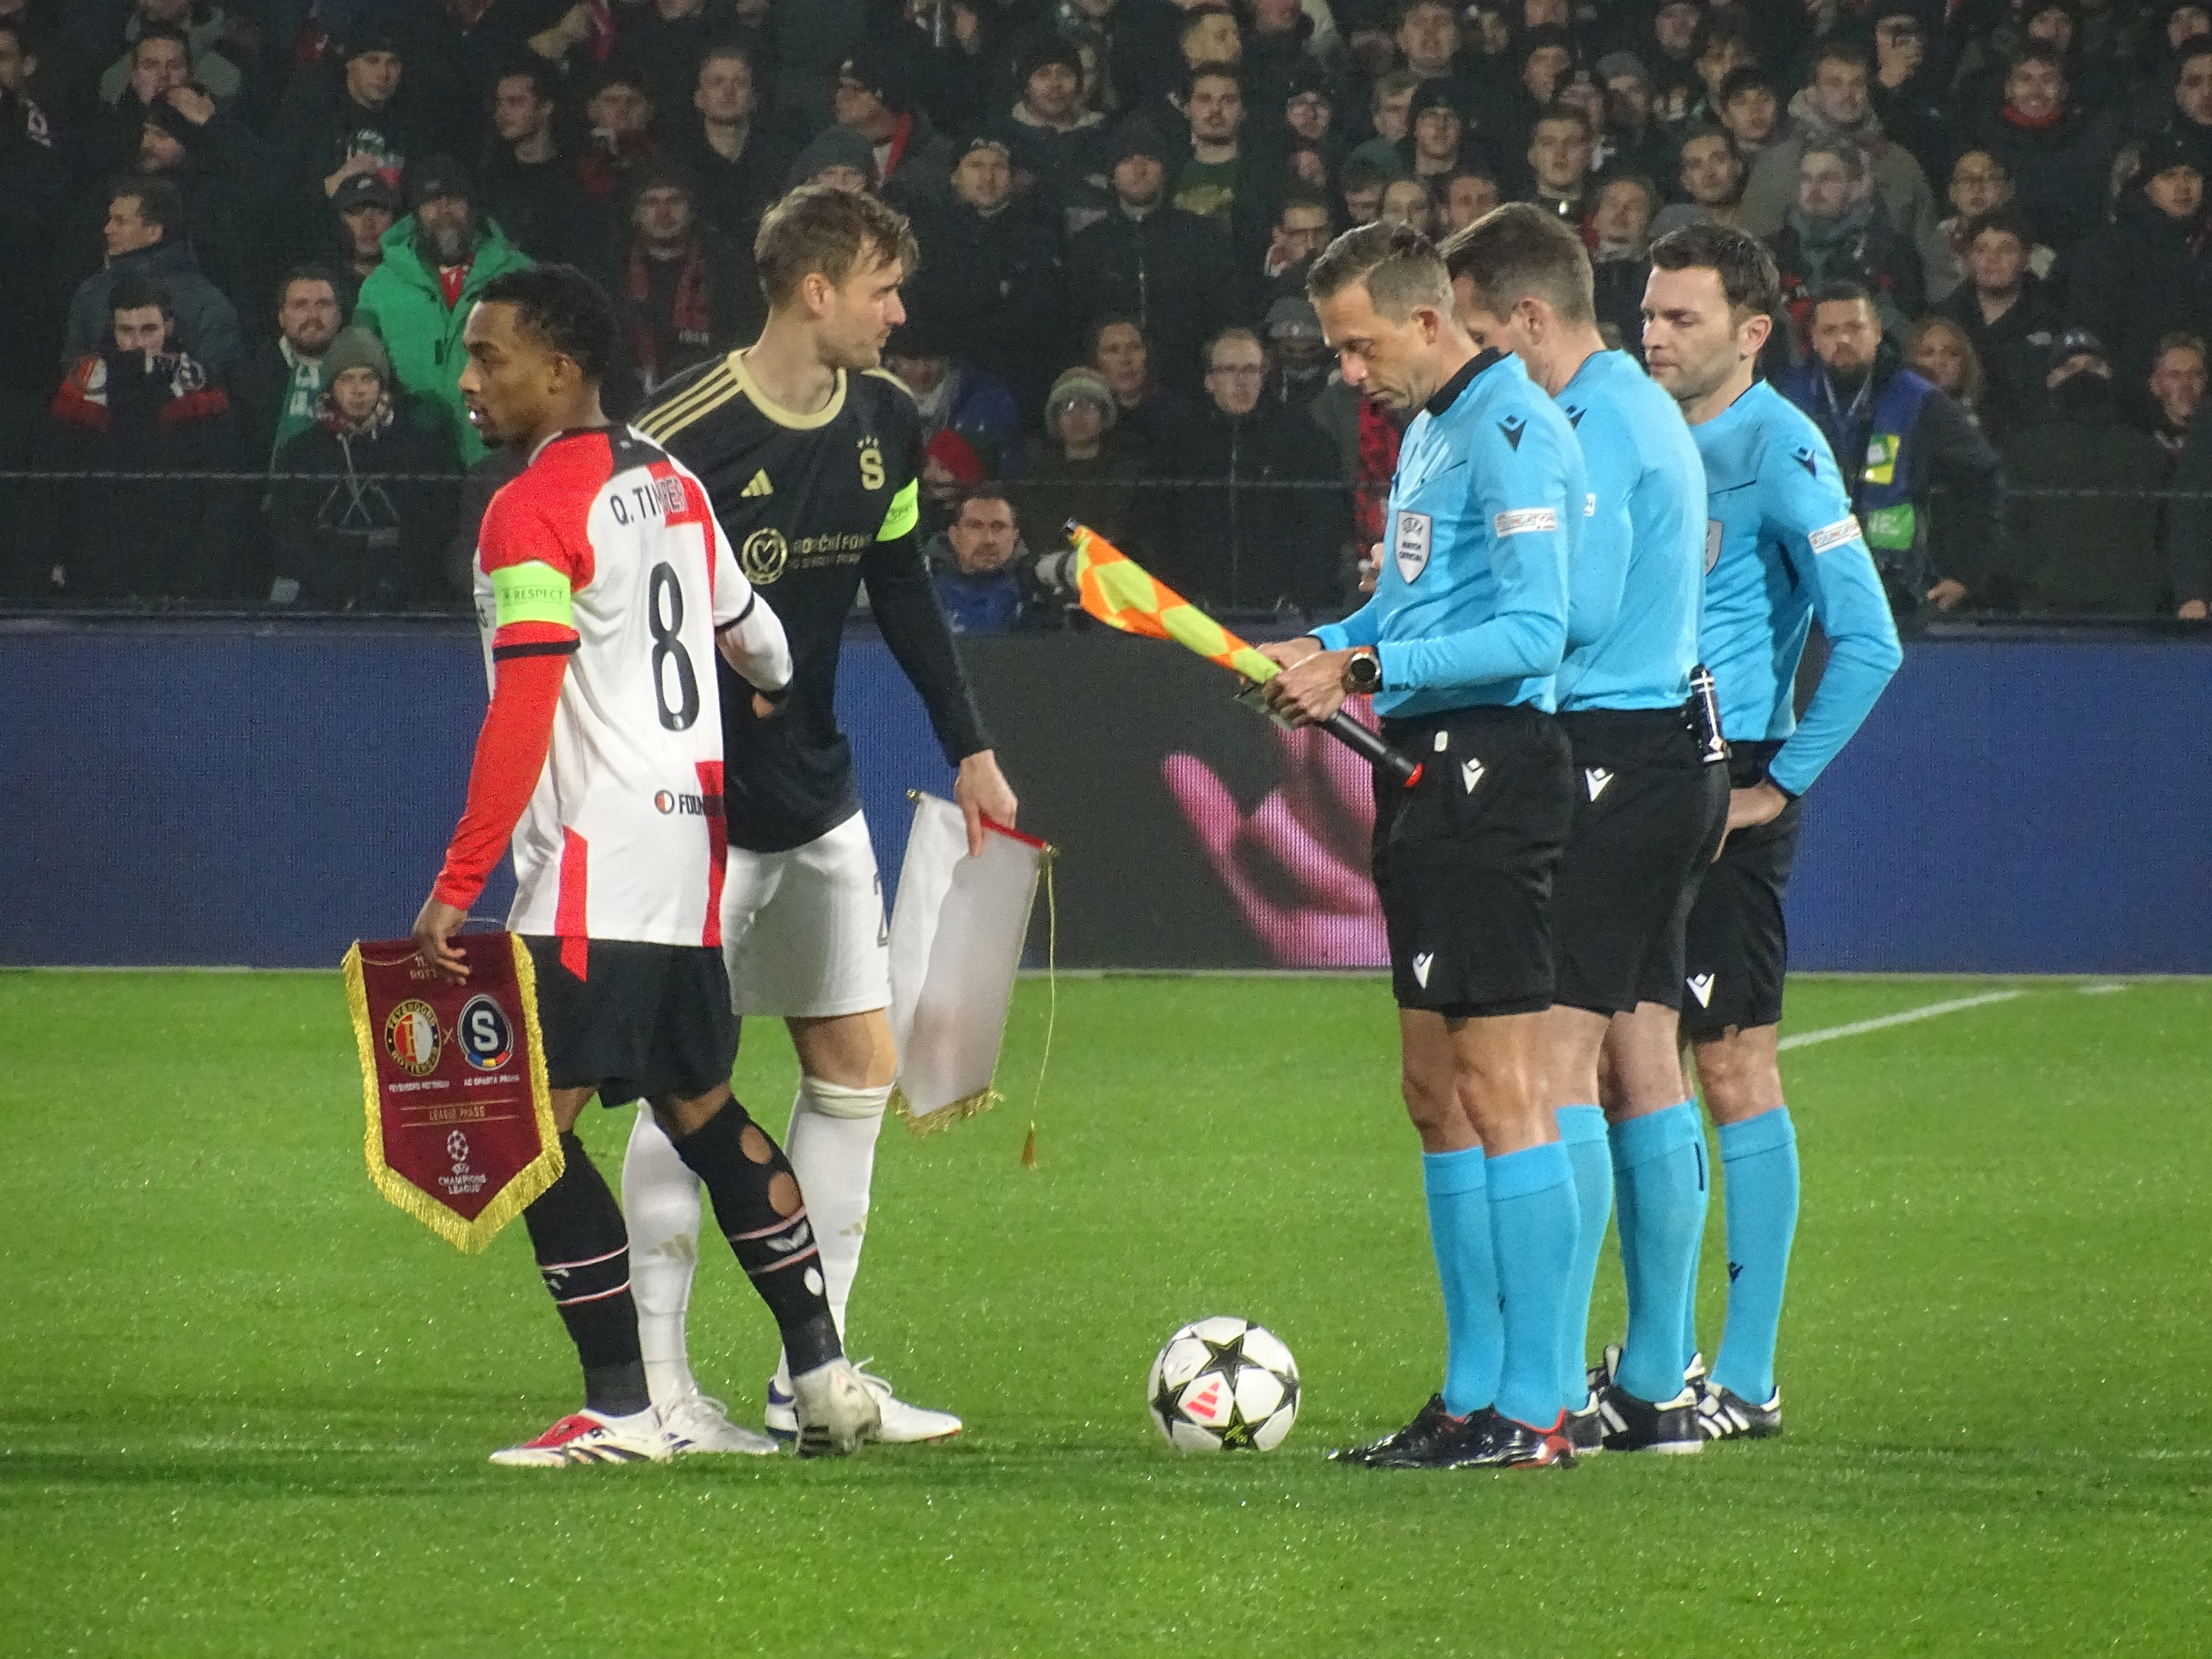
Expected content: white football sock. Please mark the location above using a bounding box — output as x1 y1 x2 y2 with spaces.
773 1077 891 1392
621 1106 704 1409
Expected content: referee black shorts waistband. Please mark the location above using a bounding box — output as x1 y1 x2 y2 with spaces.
1380 701 1556 744
1554 706 1692 740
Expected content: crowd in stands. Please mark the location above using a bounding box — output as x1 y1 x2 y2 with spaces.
2 0 2210 622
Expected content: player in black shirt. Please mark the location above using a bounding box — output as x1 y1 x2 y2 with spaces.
622 184 1019 1448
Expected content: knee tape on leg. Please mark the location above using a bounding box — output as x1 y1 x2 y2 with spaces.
797 1077 893 1121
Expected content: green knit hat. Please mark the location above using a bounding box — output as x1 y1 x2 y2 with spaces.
323 325 391 385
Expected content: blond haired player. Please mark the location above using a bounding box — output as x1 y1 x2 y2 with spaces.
623 184 1018 1446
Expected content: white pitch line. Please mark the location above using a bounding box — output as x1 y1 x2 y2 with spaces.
1777 990 2024 1051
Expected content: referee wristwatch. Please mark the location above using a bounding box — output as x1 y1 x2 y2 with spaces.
1341 648 1382 696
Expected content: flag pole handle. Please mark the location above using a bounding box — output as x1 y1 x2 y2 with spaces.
1321 707 1423 789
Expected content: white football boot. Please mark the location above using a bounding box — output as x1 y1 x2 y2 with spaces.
489 1406 670 1467
767 1359 961 1445
787 1357 885 1456
658 1390 780 1456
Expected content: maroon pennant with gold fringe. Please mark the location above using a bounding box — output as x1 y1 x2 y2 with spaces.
342 932 561 1252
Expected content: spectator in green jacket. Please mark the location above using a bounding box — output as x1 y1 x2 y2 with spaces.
352 155 532 466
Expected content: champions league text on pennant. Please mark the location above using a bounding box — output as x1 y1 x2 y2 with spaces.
342 932 562 1252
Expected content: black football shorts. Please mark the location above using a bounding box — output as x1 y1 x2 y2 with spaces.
1372 702 1572 1019
522 936 737 1107
1679 740 1805 1039
1550 706 1729 1017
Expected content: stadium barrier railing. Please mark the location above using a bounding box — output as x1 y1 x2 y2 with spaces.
3 469 2210 624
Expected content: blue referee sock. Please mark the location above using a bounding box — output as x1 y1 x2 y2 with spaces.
1486 1141 1578 1430
1609 1101 1709 1405
1422 1147 1500 1419
1554 1105 1612 1413
1711 1106 1799 1405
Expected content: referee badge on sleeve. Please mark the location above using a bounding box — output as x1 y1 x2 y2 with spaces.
1394 510 1432 583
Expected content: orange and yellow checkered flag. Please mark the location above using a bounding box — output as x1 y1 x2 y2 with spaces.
1068 524 1422 786
1071 523 1283 684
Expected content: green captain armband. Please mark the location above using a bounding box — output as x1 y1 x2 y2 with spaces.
490 561 573 629
878 478 920 542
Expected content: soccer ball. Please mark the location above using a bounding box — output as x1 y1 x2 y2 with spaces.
1147 1316 1300 1452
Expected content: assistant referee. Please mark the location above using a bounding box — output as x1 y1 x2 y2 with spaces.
1263 222 1583 1472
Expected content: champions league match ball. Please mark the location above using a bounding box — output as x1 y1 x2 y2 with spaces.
1147 1317 1300 1452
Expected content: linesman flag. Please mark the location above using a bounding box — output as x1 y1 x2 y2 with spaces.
1068 524 1421 786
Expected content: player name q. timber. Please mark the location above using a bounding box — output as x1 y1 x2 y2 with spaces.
606 474 690 526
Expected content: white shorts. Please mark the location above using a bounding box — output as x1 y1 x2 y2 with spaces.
721 809 891 1018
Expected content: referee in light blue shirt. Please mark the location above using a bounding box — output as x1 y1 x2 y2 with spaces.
1261 222 1582 1471
1641 222 1903 1444
1442 204 1726 1459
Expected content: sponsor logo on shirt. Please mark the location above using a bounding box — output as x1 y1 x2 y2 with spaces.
652 790 717 817
1493 508 1558 537
741 526 875 585
742 527 789 583
1808 516 1865 555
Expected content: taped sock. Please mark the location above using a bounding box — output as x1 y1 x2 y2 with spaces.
1486 1141 1578 1430
1422 1146 1500 1418
523 1130 648 1417
1609 1101 1709 1404
621 1105 704 1409
671 1100 841 1377
1712 1106 1799 1404
1555 1105 1612 1413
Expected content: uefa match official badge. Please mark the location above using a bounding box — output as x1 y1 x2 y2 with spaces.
383 999 443 1076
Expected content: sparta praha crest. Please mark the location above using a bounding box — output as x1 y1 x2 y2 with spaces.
343 932 562 1252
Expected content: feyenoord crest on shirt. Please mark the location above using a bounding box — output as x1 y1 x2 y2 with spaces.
1394 509 1432 583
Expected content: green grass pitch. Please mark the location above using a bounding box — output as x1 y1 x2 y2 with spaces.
2 971 2207 1657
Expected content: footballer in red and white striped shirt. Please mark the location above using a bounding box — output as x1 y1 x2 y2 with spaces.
408 265 882 1467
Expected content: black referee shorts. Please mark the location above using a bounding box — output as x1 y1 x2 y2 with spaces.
1551 706 1729 1017
522 935 737 1108
1679 740 1805 1040
1372 703 1572 1020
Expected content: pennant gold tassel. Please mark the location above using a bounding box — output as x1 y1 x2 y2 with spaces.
1021 853 1058 1169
